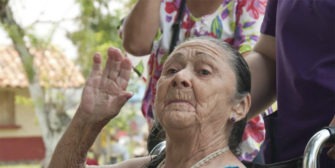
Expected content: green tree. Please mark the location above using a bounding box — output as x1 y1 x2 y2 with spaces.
70 0 131 77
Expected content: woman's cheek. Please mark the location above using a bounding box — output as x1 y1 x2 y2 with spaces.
154 84 167 117
153 99 166 123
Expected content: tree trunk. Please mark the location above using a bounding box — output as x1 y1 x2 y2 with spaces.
1 2 71 166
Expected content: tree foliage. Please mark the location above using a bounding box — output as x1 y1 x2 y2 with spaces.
70 0 133 77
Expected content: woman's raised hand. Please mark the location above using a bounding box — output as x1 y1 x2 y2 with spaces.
77 47 133 125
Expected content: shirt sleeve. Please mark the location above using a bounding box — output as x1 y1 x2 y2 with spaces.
260 0 277 36
232 0 268 54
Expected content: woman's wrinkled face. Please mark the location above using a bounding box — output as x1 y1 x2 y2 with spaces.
154 40 237 129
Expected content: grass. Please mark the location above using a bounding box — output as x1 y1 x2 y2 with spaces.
0 164 40 168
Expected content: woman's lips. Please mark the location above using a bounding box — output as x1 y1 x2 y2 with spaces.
166 100 193 106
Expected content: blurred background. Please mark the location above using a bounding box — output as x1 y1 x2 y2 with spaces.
0 0 150 167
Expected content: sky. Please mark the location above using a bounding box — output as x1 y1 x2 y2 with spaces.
0 0 126 60
0 0 80 59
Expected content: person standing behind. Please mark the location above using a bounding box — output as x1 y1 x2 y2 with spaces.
122 0 268 162
245 0 335 167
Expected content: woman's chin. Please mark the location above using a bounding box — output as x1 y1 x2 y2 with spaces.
162 111 198 129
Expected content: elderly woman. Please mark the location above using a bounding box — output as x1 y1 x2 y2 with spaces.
49 37 251 168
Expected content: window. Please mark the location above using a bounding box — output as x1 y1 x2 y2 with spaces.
0 90 16 127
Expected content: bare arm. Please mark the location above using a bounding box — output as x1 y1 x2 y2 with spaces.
122 0 161 56
87 157 151 168
245 34 277 119
48 48 133 168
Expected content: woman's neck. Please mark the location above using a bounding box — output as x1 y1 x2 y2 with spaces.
163 126 230 168
186 0 223 18
163 144 242 168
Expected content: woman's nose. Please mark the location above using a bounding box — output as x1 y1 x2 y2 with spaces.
171 70 192 88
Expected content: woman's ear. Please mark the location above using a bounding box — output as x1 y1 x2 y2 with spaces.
230 94 251 122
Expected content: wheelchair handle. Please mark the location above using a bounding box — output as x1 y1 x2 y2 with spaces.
149 141 166 155
303 127 335 168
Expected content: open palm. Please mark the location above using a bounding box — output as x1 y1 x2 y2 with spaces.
77 48 133 125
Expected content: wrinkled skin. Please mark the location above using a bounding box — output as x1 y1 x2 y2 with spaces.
77 48 133 126
154 40 247 135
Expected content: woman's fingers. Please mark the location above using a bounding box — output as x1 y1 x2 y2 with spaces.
99 48 120 93
118 58 132 90
108 48 122 80
113 90 133 109
89 53 102 77
101 54 112 79
86 53 102 86
99 47 132 95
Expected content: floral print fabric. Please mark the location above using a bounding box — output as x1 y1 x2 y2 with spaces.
142 0 267 162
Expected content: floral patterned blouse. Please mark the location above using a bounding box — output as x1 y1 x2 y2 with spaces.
141 0 267 162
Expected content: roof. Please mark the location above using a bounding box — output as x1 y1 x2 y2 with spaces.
0 46 85 88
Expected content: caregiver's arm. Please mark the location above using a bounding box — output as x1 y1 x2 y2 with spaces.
245 34 276 119
123 0 161 56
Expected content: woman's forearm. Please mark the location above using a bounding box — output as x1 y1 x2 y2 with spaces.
48 113 104 168
122 0 160 56
49 49 133 168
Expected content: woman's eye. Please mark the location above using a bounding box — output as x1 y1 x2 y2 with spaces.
167 68 178 74
199 69 210 75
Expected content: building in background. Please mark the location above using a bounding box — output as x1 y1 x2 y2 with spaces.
0 46 84 163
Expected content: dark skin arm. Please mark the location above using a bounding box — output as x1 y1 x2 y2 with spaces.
244 34 276 119
122 0 160 56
